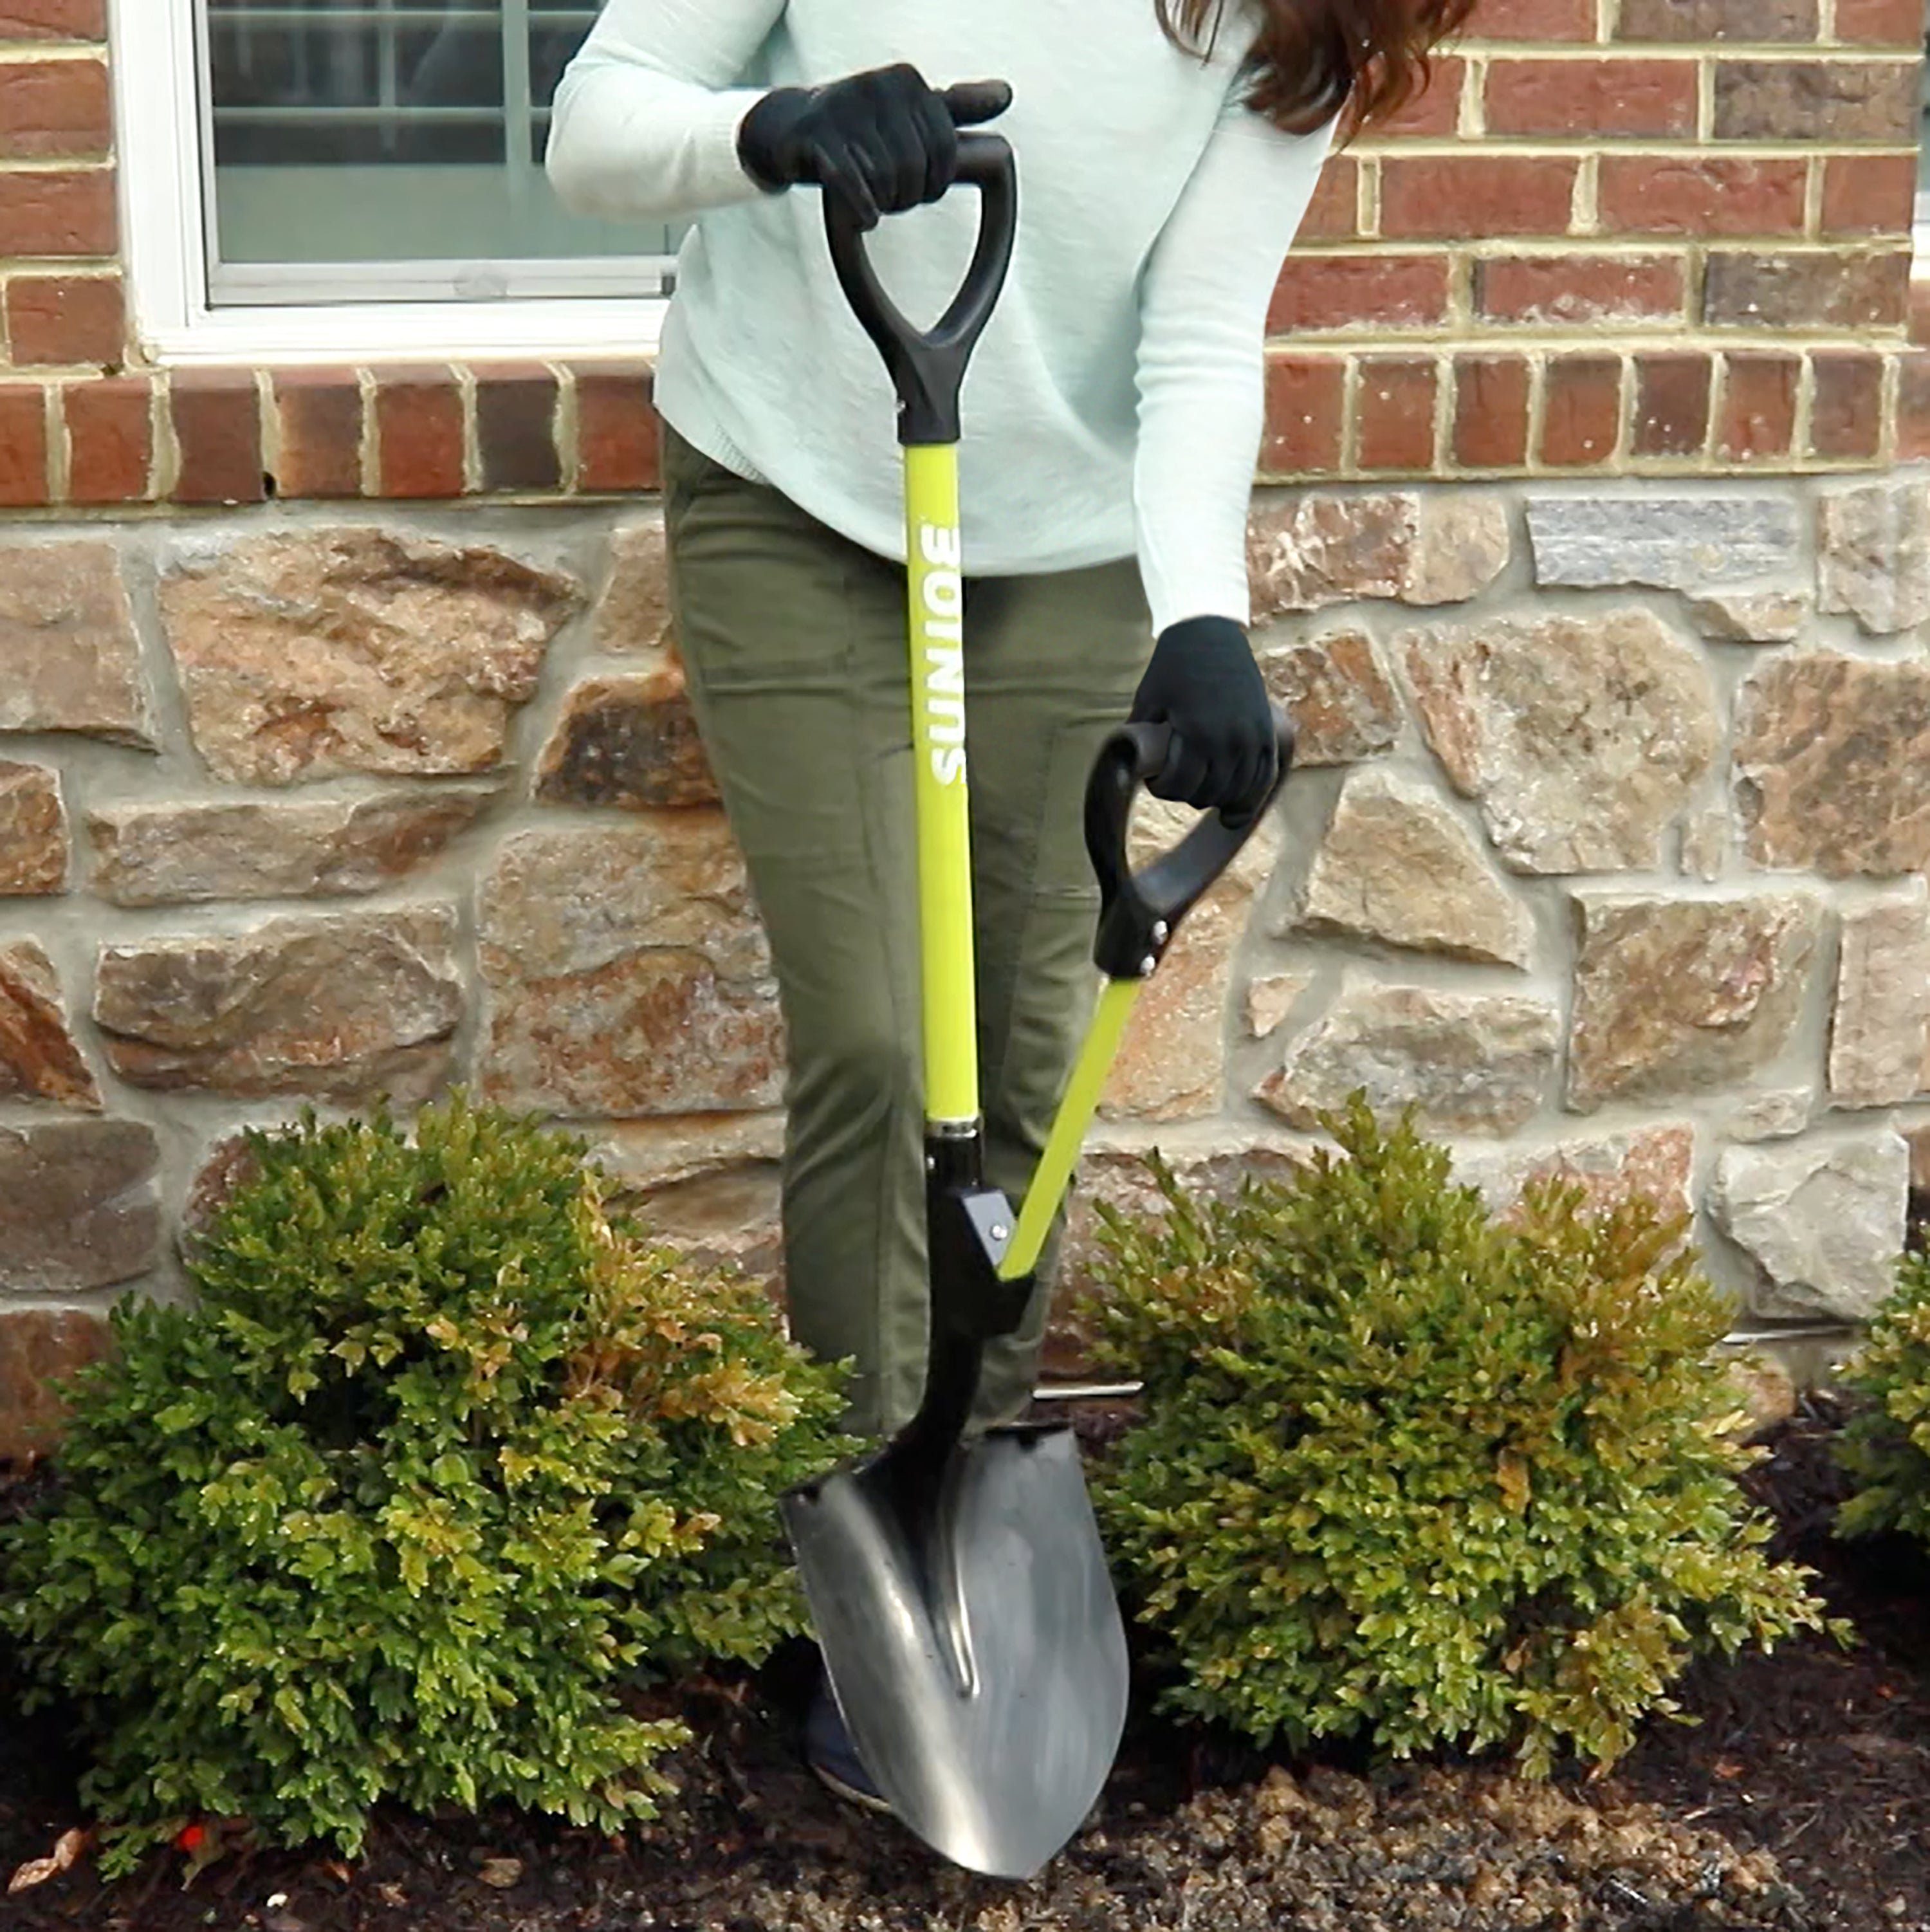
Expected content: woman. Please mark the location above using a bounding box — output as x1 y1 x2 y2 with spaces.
548 0 1468 1807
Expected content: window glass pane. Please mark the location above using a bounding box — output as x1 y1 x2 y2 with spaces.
201 0 678 300
1920 13 1930 219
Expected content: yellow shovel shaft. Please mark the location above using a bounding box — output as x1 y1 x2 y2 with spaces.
905 441 979 1129
998 977 1144 1282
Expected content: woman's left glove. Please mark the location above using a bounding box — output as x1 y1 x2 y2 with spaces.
1128 616 1278 827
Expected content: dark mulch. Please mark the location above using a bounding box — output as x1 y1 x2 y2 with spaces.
2 1392 1926 1932
1604 1390 1930 1931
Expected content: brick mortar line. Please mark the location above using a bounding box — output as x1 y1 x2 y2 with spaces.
1792 348 1817 457
1284 239 1907 253
0 45 107 60
1292 233 1918 245
1429 347 1453 470
355 366 378 497
456 365 480 495
1450 46 1920 60
0 261 122 281
1278 343 1902 358
1685 240 1709 342
1572 151 1598 234
151 367 179 497
136 372 162 501
253 368 276 493
0 262 120 275
1460 52 1486 140
1337 265 1909 289
1699 338 1723 465
1879 345 1902 466
1324 455 1893 479
0 155 112 172
554 361 580 495
1264 333 1910 351
1359 138 1924 155
1696 47 1714 145
38 373 61 502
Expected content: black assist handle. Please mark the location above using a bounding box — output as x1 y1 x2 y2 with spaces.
823 132 1018 446
1086 708 1298 980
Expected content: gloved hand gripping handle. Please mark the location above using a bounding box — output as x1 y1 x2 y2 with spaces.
823 127 1018 446
995 712 1297 1283
1085 711 1298 979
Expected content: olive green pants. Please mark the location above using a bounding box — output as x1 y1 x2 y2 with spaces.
659 425 1152 1437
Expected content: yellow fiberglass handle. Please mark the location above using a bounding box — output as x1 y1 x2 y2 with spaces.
997 977 1143 1282
904 441 979 1129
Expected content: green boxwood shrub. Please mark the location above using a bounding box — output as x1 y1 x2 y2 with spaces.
1834 1247 1930 1547
0 1094 851 1874
1080 1099 1835 1778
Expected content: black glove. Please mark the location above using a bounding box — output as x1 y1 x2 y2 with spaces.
737 64 1011 230
1128 616 1278 827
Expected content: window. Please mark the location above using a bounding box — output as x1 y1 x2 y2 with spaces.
1920 12 1930 243
115 0 677 362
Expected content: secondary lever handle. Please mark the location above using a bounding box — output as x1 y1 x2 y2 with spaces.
1085 708 1296 980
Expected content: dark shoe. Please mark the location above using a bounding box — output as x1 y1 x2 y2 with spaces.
805 1681 893 1814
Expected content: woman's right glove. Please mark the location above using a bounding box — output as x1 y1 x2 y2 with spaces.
738 65 1011 231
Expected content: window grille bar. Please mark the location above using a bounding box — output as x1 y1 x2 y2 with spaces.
501 0 536 183
376 0 398 158
212 104 506 122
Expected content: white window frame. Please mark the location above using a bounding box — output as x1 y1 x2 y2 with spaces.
113 0 669 365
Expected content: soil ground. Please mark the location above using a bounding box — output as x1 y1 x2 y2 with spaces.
3 1391 1925 1932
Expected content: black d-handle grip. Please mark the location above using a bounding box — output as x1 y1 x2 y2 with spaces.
1085 708 1296 980
823 131 1018 446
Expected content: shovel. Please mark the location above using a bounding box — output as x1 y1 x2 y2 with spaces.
780 129 1296 1882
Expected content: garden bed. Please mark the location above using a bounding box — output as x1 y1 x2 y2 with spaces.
3 1392 1926 1932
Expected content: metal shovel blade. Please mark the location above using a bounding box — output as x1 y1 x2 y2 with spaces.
782 1421 1129 1880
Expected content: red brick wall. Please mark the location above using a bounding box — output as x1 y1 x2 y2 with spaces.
0 0 1923 506
1265 0 1925 475
0 0 122 504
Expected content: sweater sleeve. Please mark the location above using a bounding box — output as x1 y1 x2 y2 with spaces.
546 0 787 221
1132 95 1337 636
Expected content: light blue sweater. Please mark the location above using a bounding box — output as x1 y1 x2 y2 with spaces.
547 0 1335 633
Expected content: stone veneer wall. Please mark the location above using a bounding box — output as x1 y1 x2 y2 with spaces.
6 468 1930 1455
4 0 1929 1454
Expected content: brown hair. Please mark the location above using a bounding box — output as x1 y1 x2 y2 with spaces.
1156 0 1478 137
